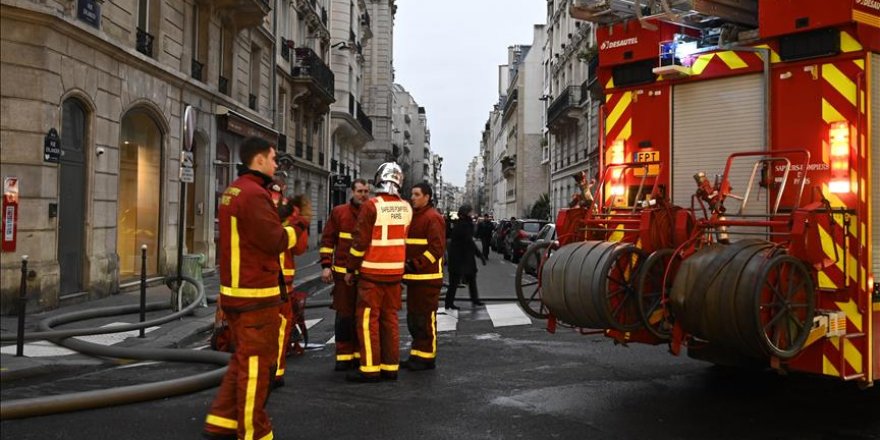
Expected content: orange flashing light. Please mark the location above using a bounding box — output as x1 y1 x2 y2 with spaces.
609 139 625 196
828 121 851 194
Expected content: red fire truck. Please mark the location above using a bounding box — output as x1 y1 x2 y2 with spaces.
523 1 879 388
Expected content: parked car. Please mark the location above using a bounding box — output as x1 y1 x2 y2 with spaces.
490 220 512 252
503 219 549 263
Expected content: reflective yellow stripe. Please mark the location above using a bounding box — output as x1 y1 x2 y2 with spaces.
206 415 238 430
354 351 360 358
362 307 373 370
361 261 405 270
319 247 334 254
423 250 436 264
410 349 437 359
411 312 437 359
245 356 259 440
380 364 399 372
350 248 365 257
332 265 348 274
285 226 297 249
220 285 280 298
336 353 355 361
276 313 287 376
375 239 406 246
403 273 443 280
282 268 295 276
231 217 240 288
360 365 381 373
406 238 428 245
257 433 274 440
339 232 353 239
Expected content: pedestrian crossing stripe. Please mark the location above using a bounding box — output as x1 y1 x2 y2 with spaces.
0 323 159 358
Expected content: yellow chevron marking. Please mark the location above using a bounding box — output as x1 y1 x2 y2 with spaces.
605 77 615 89
843 337 864 373
861 265 868 291
818 271 838 289
690 53 715 75
716 51 748 70
753 44 781 63
822 187 859 238
605 92 632 136
817 222 858 283
822 139 829 163
853 59 864 70
822 64 857 106
835 299 863 332
853 9 880 28
823 354 841 377
822 99 846 124
618 119 632 141
608 224 625 243
861 221 867 248
840 31 862 53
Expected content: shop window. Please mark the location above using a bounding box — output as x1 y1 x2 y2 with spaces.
118 109 163 277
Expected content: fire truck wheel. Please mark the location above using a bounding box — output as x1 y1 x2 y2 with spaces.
636 248 677 340
597 243 647 332
751 254 815 360
515 240 554 319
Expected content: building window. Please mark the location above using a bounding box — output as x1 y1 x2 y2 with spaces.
136 0 159 57
191 2 209 81
118 109 163 277
250 44 261 110
219 28 234 95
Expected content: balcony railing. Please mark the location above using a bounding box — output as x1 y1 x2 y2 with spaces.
214 0 271 28
191 59 204 81
356 107 372 136
547 85 582 125
136 28 153 57
295 140 304 157
292 47 335 100
219 76 229 95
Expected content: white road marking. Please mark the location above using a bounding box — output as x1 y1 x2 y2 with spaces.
436 308 458 332
0 322 159 358
485 303 532 327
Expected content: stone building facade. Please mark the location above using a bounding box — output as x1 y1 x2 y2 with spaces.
390 83 432 196
358 0 395 179
0 0 334 312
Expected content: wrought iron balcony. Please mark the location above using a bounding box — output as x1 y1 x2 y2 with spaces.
136 28 153 57
213 0 271 29
191 59 204 81
547 85 582 127
356 107 372 136
291 47 335 107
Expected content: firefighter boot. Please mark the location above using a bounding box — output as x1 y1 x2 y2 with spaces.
345 371 381 383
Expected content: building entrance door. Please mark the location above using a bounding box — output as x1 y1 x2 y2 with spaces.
58 99 87 295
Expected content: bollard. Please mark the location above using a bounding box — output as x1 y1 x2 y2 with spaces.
139 245 147 338
15 255 29 357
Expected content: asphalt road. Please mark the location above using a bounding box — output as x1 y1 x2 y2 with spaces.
2 250 879 440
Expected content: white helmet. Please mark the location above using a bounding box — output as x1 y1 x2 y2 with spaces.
374 162 403 188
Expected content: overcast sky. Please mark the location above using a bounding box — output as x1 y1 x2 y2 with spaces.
393 0 546 187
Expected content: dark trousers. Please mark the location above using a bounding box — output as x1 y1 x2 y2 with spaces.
445 272 480 307
480 237 491 260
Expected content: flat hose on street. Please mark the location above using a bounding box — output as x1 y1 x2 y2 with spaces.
1 276 232 420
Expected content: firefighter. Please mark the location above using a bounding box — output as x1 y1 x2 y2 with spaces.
203 137 299 440
268 178 310 388
344 162 413 382
320 178 371 371
401 182 446 371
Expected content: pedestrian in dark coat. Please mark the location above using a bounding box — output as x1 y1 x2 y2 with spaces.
444 204 486 310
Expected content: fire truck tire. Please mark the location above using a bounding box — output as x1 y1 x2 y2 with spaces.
515 240 554 319
595 243 647 331
636 248 677 339
745 254 815 359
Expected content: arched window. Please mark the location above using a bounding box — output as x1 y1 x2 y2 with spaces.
118 109 163 277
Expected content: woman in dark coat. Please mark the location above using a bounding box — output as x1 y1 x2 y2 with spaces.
444 205 487 310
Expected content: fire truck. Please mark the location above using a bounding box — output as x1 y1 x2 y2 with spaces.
517 0 880 388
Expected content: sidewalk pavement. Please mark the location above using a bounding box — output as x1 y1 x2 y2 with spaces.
0 249 327 383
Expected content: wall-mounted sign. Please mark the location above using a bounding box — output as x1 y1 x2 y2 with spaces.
77 0 101 29
333 175 352 189
44 128 61 163
2 177 20 252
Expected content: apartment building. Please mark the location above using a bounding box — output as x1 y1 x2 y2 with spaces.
390 83 433 196
0 0 333 312
358 0 396 179
544 0 600 214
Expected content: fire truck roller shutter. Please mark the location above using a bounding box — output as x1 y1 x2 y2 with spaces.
672 74 768 240
871 53 880 280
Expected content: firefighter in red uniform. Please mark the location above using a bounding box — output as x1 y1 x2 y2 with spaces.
401 182 446 371
268 178 310 388
344 162 412 382
203 137 298 440
320 178 371 371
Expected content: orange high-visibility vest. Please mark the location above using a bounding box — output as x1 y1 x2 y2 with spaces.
361 197 412 276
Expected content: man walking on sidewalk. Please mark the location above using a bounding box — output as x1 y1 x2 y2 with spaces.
344 162 412 382
319 178 370 371
401 182 446 371
203 137 300 440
